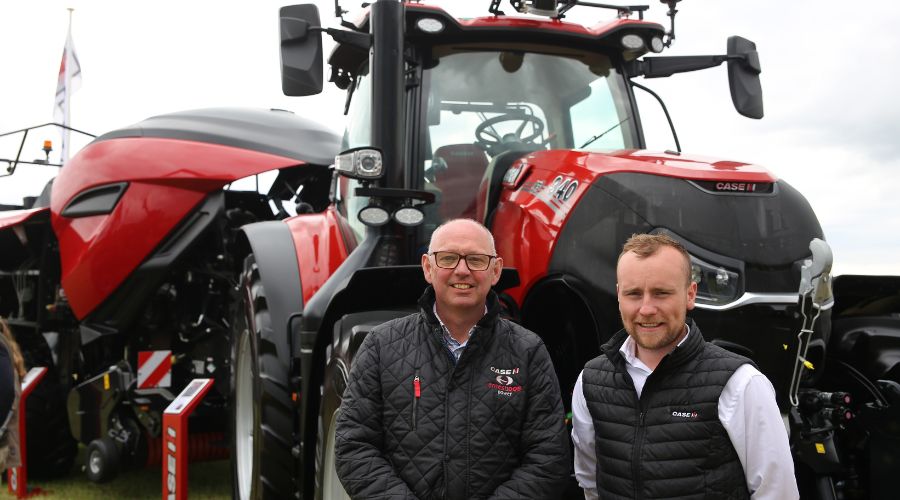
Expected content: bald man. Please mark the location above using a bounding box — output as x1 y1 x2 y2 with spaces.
336 219 569 499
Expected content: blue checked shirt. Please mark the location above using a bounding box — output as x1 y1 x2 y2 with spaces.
433 304 487 364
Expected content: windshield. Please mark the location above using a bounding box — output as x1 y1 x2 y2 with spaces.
421 46 635 222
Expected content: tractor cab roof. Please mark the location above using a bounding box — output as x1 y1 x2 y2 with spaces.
329 1 664 83
96 107 340 166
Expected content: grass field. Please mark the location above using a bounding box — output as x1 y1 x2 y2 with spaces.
2 451 230 499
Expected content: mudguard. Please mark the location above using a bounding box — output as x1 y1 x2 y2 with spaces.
239 221 305 361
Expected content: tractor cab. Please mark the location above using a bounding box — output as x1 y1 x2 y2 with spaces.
336 42 637 243
283 0 762 253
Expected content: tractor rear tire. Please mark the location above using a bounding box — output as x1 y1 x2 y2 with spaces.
314 311 408 500
231 254 295 500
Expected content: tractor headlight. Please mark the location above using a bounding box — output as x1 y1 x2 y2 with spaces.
358 205 390 226
690 254 741 306
393 206 425 227
334 147 384 180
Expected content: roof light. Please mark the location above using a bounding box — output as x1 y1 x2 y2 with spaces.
621 34 645 50
650 36 665 53
334 147 384 180
416 18 444 34
524 0 558 17
358 205 390 227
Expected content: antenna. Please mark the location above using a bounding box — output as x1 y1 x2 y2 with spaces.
660 0 680 48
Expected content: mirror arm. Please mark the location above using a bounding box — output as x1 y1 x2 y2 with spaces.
626 55 730 79
323 27 372 50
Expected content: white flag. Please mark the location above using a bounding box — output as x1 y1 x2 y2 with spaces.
53 19 82 163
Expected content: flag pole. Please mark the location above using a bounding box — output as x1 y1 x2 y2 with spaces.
63 8 74 165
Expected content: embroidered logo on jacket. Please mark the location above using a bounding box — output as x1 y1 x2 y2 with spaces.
487 367 522 396
671 410 699 419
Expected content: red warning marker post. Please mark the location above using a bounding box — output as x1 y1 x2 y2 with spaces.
161 378 214 500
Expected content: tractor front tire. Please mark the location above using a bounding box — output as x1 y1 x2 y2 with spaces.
231 254 295 500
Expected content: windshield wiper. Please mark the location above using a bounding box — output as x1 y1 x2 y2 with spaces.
579 117 630 149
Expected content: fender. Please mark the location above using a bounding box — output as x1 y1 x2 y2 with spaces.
239 221 305 364
284 208 352 304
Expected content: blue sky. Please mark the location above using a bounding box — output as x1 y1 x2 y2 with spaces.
2 0 898 276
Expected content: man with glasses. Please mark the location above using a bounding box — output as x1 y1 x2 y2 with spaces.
336 218 569 499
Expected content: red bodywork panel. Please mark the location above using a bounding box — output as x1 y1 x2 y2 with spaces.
491 149 778 303
50 137 305 319
285 207 351 304
0 207 49 231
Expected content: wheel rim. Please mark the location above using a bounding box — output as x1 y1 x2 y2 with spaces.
323 411 351 500
235 328 255 500
88 450 102 475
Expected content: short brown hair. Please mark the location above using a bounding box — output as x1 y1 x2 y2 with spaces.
618 233 692 284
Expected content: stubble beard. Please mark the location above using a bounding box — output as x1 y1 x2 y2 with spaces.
627 322 684 352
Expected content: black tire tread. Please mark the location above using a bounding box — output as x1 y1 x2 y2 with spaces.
233 255 295 499
15 328 77 479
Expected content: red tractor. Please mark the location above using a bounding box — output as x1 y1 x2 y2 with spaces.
1 1 898 498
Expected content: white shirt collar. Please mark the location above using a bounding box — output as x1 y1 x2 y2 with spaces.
619 323 691 373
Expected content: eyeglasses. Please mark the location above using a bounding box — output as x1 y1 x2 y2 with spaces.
430 251 497 271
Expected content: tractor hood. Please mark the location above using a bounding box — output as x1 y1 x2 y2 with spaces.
568 149 777 184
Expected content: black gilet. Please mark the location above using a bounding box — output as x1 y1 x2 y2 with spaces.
582 320 752 500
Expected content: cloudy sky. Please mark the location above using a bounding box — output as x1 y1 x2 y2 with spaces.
1 0 898 276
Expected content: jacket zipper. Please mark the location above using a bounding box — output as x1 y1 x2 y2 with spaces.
412 373 420 430
633 409 646 499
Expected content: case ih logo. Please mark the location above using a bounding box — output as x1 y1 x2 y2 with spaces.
716 182 757 192
488 366 522 397
692 180 774 194
671 410 699 419
138 350 172 389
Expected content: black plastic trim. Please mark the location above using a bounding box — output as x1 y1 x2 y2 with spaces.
61 182 128 218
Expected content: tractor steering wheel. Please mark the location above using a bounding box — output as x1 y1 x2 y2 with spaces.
475 113 544 150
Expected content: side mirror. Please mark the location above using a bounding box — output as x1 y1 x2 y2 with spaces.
280 4 323 96
726 36 764 119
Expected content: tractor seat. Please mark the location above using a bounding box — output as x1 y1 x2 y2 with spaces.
432 144 489 221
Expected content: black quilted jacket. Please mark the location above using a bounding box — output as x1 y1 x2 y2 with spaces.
335 287 570 499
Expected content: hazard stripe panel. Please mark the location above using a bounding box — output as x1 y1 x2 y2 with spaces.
138 350 172 389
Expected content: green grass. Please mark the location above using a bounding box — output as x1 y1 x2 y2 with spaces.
3 447 230 499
